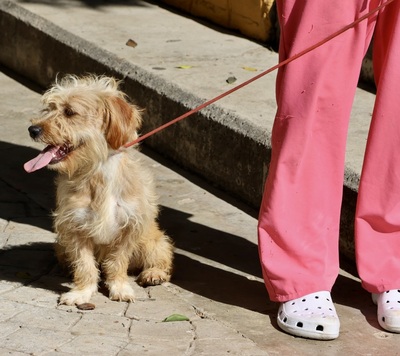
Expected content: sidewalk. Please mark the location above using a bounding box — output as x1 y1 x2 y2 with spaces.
0 62 395 356
0 1 399 355
0 46 397 356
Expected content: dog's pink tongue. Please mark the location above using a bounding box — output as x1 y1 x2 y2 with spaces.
24 146 60 173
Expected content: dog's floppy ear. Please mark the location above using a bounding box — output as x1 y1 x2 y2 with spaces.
104 96 142 150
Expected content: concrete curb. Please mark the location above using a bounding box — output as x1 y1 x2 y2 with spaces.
0 0 363 261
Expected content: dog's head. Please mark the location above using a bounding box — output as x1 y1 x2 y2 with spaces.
24 75 142 175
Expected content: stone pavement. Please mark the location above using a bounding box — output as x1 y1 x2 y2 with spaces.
1 1 400 355
0 59 399 356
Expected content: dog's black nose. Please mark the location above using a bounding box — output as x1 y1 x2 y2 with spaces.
28 125 42 139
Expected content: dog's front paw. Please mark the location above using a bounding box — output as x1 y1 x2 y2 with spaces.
59 286 96 306
108 281 135 302
137 268 171 286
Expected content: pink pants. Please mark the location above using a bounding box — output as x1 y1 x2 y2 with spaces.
258 0 400 302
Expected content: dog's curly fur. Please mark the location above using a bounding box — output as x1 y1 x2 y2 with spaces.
27 75 173 306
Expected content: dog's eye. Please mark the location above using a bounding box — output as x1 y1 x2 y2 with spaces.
64 107 75 117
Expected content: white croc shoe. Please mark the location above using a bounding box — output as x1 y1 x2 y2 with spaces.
372 289 400 333
277 291 340 340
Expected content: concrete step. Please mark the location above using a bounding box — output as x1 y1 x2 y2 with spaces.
0 0 376 261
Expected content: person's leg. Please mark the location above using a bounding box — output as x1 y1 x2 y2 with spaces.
355 0 400 333
258 0 378 303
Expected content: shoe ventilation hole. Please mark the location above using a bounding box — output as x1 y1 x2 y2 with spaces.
302 299 306 302
315 296 319 299
318 307 322 309
382 317 386 322
291 302 296 305
283 317 287 323
296 321 324 331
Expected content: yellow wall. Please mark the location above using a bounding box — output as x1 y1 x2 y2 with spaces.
161 0 275 42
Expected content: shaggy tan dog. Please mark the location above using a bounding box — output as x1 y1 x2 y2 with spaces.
24 75 173 306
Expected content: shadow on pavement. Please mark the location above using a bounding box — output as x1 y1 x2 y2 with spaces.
0 141 374 320
0 141 270 311
0 141 55 230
